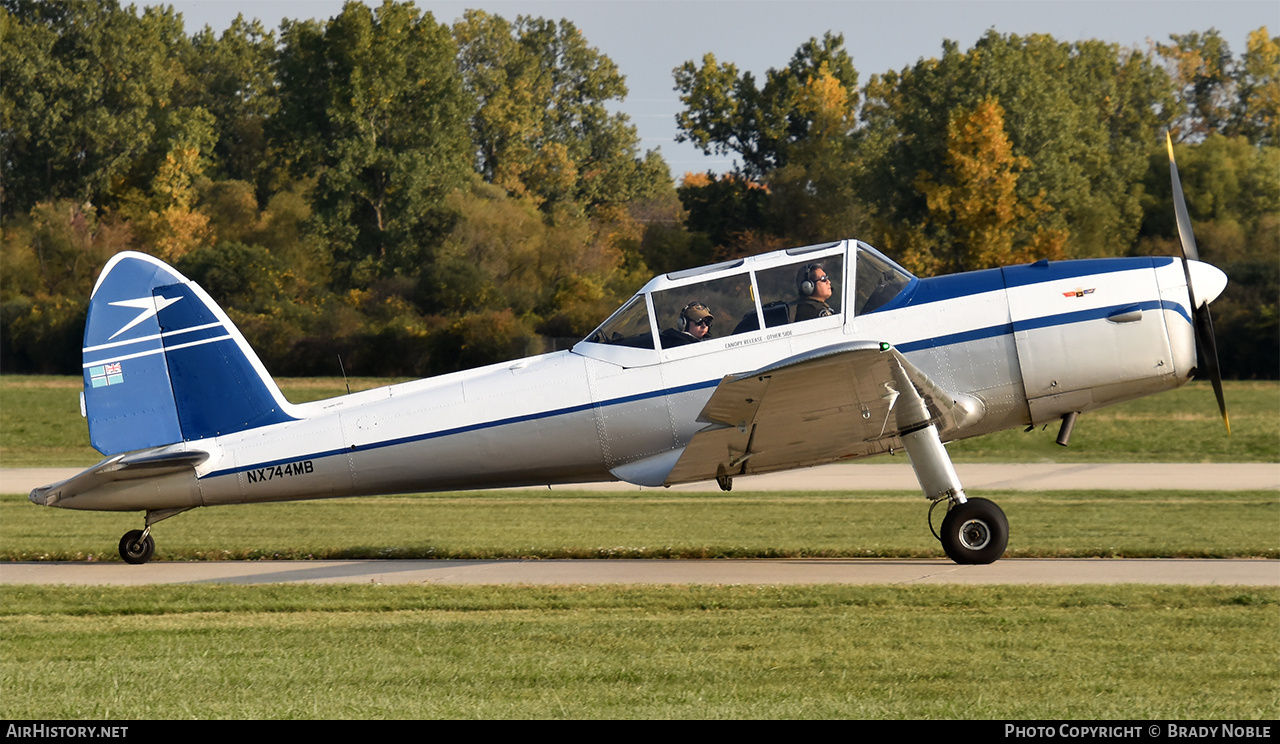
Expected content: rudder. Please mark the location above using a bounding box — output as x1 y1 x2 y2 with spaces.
82 252 295 455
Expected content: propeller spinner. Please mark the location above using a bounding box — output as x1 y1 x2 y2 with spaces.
1166 132 1230 435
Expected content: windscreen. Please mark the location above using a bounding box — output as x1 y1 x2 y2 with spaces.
853 245 914 315
582 294 654 348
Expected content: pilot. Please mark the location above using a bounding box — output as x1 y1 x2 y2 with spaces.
792 263 835 322
661 301 714 347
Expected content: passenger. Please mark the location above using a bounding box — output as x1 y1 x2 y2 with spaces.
792 263 835 322
661 301 714 347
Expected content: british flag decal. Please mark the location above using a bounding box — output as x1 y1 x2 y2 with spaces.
89 362 124 388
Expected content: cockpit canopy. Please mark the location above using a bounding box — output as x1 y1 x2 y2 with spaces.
577 239 915 365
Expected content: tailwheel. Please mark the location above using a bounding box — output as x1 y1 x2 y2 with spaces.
939 497 1008 565
119 529 155 565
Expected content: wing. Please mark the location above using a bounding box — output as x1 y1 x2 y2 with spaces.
661 340 983 486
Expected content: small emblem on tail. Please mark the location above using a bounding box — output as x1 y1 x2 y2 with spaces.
107 295 183 339
88 362 124 388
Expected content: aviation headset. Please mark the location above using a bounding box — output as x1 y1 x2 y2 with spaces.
678 301 713 332
797 263 826 297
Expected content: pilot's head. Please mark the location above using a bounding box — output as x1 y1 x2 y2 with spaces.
679 301 714 339
797 263 832 302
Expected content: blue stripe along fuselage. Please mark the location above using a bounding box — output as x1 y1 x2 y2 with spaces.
865 256 1178 314
201 378 724 480
895 299 1191 353
203 257 1193 481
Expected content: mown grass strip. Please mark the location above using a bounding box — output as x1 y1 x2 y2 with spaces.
3 489 1276 561
2 584 1275 719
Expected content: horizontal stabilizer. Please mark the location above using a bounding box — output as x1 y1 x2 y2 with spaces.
30 449 208 507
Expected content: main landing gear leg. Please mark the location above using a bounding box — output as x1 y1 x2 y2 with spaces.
902 424 1008 565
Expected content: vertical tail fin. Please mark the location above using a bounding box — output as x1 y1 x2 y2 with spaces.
82 252 295 455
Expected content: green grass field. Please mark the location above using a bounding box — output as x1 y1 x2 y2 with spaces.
1 377 1276 466
3 489 1276 561
2 584 1276 719
2 376 1276 561
2 375 1276 720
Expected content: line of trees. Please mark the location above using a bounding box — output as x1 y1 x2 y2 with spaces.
2 1 1275 378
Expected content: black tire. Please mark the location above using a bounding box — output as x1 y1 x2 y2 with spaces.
119 530 155 565
940 497 1008 564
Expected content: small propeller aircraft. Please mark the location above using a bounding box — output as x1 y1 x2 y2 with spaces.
31 136 1230 565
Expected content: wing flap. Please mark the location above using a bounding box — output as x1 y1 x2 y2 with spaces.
663 341 981 485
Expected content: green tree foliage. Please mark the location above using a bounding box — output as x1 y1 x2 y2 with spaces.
1137 135 1279 379
2 1 685 377
1157 29 1237 141
453 10 668 212
676 172 778 258
1 0 201 216
674 33 861 250
1231 27 1280 146
5 5 1273 380
0 201 133 372
628 189 715 274
766 61 861 243
184 15 278 189
908 97 1067 274
860 32 1173 271
443 9 679 358
428 178 650 346
272 0 474 285
675 32 857 181
1157 26 1280 147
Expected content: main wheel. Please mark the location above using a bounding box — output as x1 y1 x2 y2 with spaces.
119 530 155 565
939 497 1008 565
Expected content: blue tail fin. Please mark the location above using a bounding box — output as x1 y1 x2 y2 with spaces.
82 252 296 455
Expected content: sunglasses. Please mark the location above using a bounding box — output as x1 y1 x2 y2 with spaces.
693 317 713 328
813 275 830 283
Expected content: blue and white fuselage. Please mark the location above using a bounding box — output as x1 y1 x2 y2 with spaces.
31 239 1227 564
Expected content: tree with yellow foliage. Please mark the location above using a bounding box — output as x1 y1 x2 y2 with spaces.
911 98 1066 274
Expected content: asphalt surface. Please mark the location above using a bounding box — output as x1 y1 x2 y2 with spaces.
0 558 1276 586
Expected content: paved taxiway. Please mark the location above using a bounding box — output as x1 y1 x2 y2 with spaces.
2 558 1277 586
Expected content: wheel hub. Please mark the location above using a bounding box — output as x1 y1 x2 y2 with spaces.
958 518 991 550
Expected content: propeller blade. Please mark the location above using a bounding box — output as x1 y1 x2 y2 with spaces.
1166 132 1199 263
1195 302 1230 435
1166 132 1230 435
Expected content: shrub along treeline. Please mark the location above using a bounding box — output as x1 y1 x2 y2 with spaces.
3 2 1276 378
